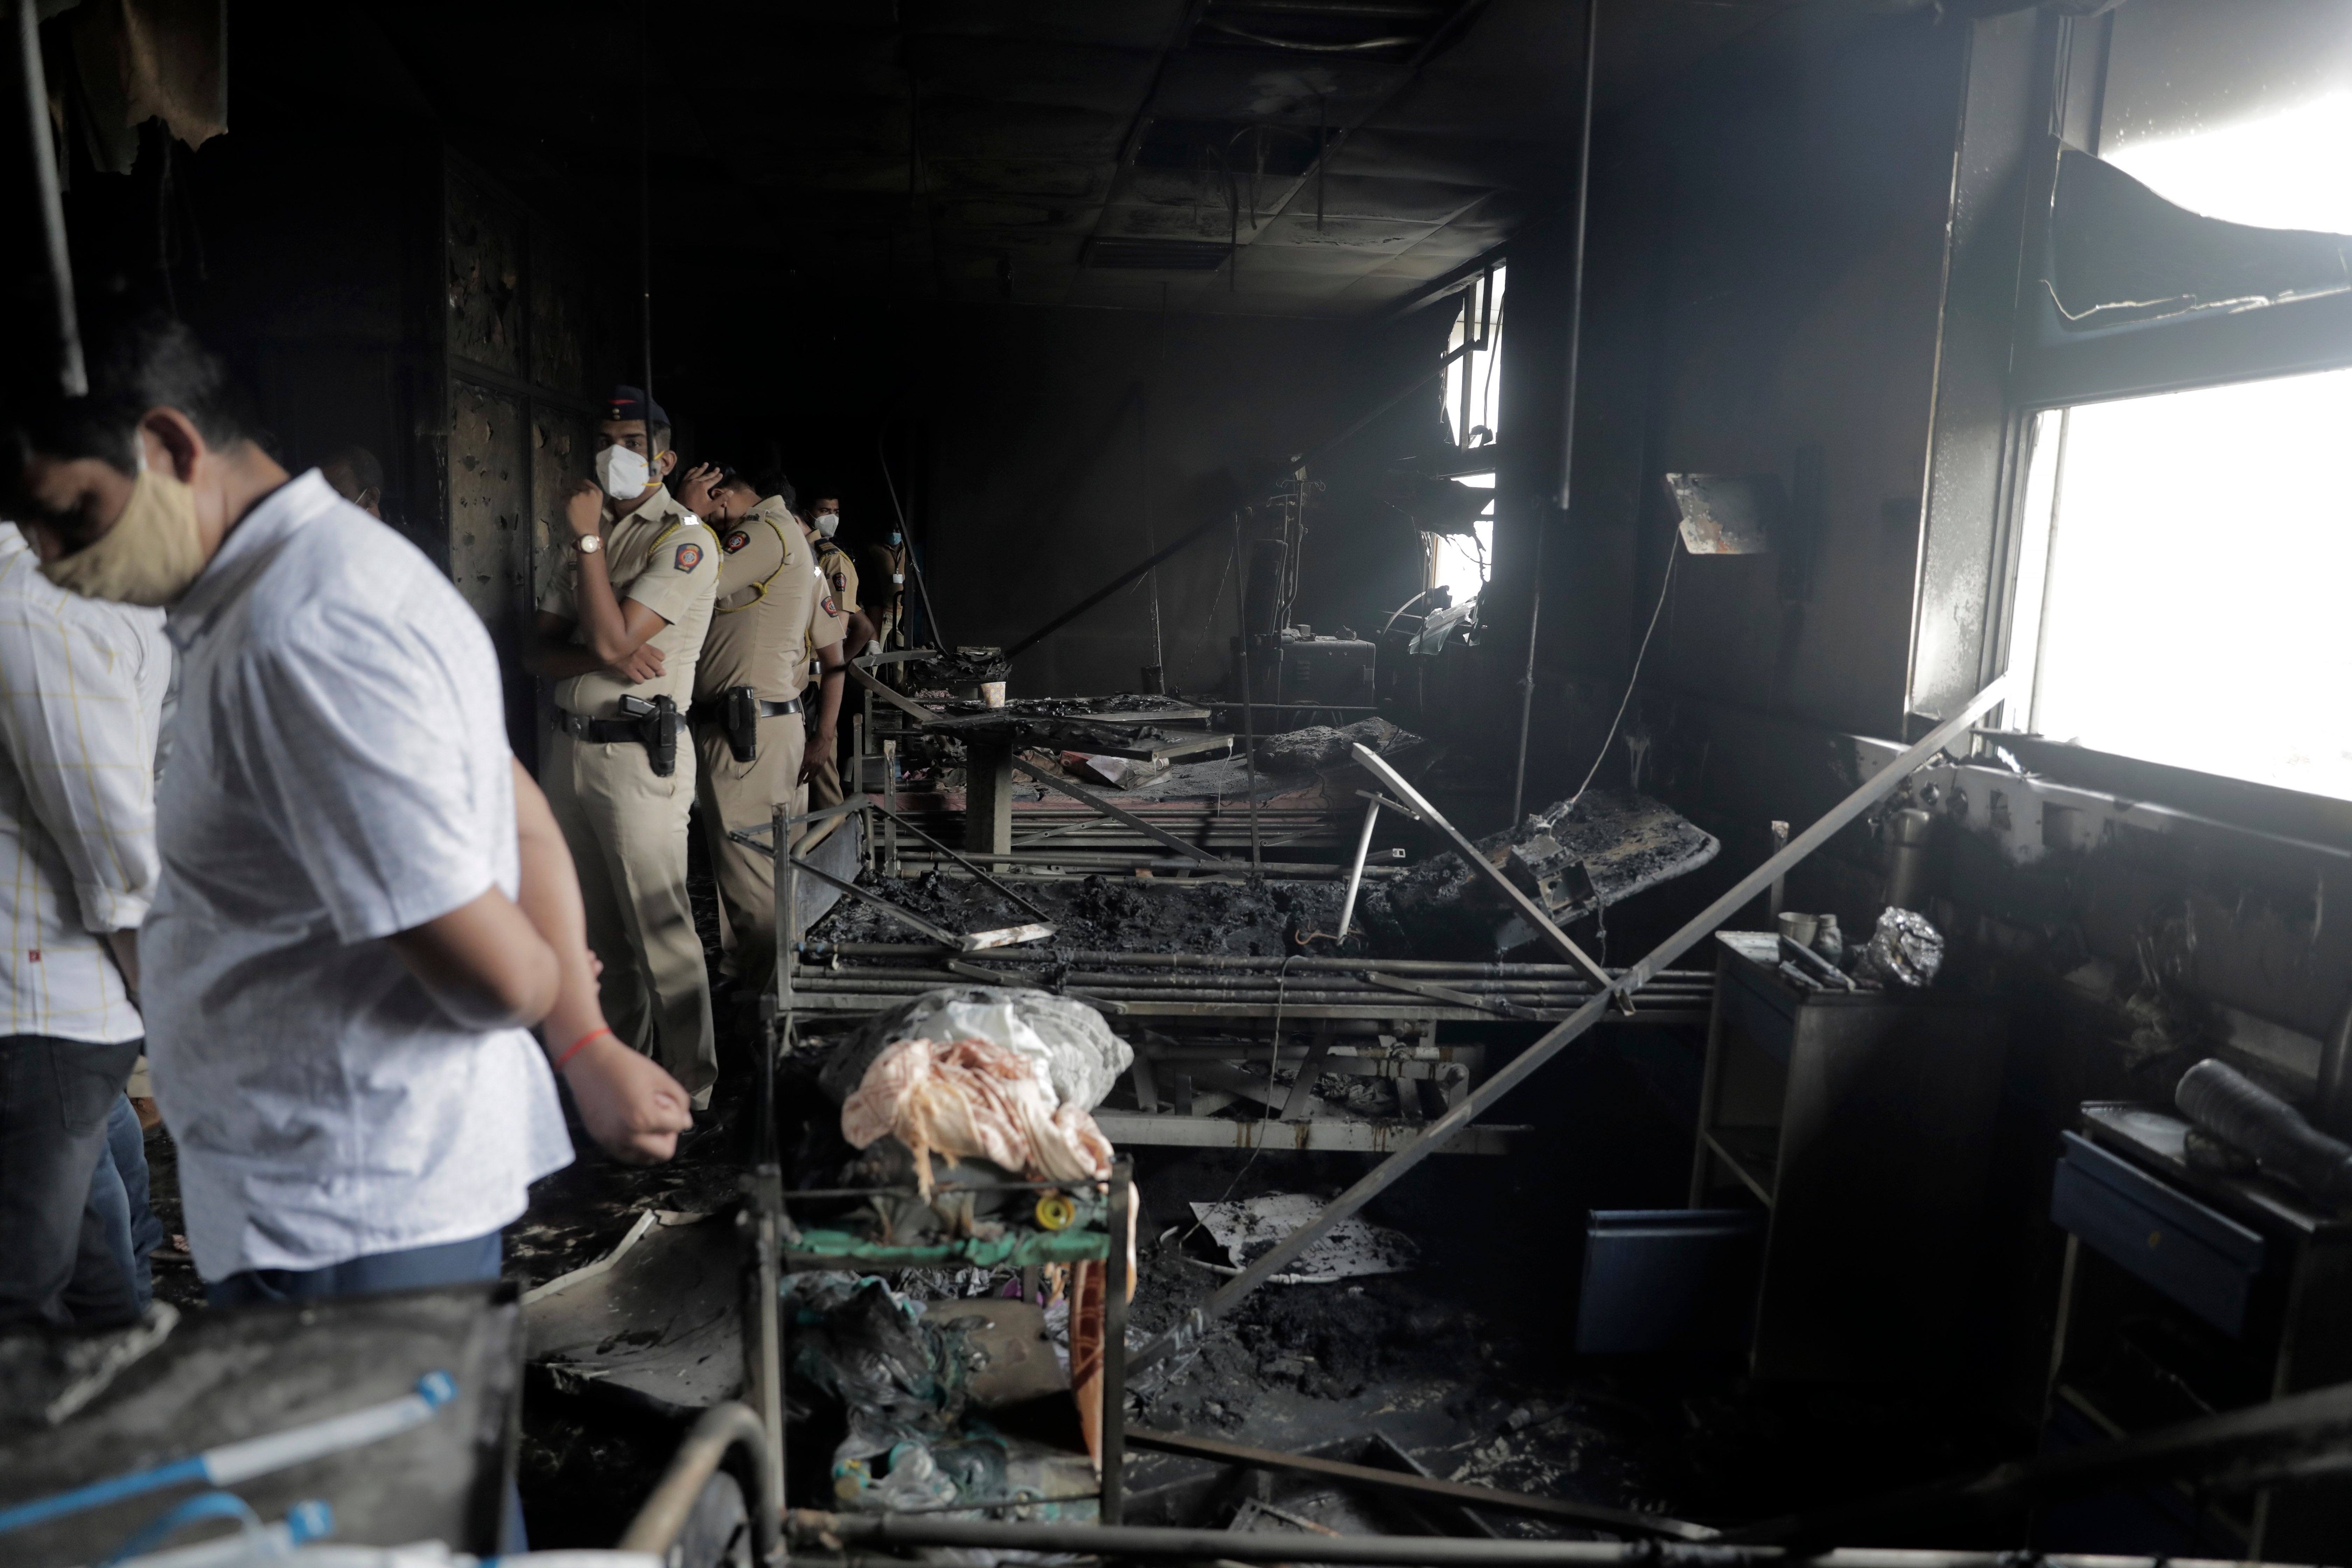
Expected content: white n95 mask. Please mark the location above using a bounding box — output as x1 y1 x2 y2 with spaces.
814 512 840 538
595 444 651 499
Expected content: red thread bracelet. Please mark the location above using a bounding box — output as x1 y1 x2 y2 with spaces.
554 1026 613 1071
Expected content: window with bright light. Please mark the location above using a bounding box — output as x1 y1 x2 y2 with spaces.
2010 364 2352 799
2098 0 2352 235
1430 265 1504 606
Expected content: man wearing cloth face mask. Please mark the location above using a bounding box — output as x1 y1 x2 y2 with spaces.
1 314 692 1311
799 493 873 811
528 387 722 1108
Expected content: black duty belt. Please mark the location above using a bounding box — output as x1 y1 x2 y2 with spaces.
705 686 803 765
557 693 681 777
559 713 645 743
695 696 802 721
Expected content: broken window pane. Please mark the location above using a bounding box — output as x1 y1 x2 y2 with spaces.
1427 475 1494 603
1430 265 1505 604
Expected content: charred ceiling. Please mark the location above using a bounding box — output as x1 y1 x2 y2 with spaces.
366 0 1804 316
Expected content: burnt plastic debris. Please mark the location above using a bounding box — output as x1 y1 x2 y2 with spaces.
1857 907 1943 989
2176 1058 2352 1205
1253 716 1419 775
787 1276 1008 1512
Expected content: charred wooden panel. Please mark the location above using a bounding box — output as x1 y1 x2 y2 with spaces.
530 219 588 394
449 381 532 742
447 166 523 376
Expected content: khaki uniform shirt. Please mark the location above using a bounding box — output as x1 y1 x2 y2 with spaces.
538 486 720 718
814 537 861 616
697 496 842 704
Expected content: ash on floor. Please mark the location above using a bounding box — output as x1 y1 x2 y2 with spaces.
1118 1149 2011 1534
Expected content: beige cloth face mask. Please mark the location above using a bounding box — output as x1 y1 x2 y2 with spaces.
41 455 212 607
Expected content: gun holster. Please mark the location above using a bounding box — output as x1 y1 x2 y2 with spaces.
615 693 682 778
723 686 760 764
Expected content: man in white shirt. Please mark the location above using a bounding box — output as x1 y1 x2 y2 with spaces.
0 520 170 1326
2 313 693 1301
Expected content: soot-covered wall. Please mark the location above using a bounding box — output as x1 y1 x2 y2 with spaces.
668 288 1452 700
1492 8 1967 760
1510 5 2352 1427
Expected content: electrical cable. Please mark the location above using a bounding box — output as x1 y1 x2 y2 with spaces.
1565 542 1677 811
1165 955 1297 1256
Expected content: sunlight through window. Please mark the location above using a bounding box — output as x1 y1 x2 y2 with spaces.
2017 365 2352 799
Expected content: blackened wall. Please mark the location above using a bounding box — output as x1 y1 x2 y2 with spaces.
1502 4 2352 1434
664 285 1450 699
1491 9 1967 763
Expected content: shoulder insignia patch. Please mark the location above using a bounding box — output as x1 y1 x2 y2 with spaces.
821 596 840 617
675 542 704 571
723 530 750 554
831 570 848 591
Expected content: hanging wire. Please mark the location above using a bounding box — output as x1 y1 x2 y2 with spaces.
1566 541 1678 809
1166 955 1298 1251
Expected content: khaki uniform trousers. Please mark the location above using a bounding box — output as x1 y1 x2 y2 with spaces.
806 715 845 811
541 728 717 1107
694 713 808 989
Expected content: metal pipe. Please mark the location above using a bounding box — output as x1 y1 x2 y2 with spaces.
864 799 1052 920
886 852 1395 877
1352 743 1619 1003
1011 757 1240 870
1335 798 1381 939
1232 513 1262 869
1509 0 1600 827
814 943 1710 980
1724 1374 2352 1547
791 979 1707 1004
786 1510 2277 1568
9 0 84 396
1131 678 2009 1371
1126 1425 1705 1539
618 1402 779 1560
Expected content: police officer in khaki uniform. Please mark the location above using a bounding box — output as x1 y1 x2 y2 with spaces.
864 528 910 649
692 471 846 985
528 387 722 1106
802 494 875 810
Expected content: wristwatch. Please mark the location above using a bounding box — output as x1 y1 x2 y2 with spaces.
573 534 603 555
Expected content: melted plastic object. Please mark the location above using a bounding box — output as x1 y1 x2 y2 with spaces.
1857 907 1943 988
2176 1057 2352 1204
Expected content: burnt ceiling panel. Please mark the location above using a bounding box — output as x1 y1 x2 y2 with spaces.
370 0 1786 317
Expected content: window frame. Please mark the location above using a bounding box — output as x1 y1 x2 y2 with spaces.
1911 5 2352 834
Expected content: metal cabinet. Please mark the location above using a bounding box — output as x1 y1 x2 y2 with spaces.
2039 1104 2352 1559
1688 932 2009 1381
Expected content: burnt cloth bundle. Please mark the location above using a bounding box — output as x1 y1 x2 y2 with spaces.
840 1036 1113 1196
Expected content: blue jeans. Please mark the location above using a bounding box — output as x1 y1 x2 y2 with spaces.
0 1035 142 1327
205 1228 504 1307
88 1094 159 1315
208 1229 524 1550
